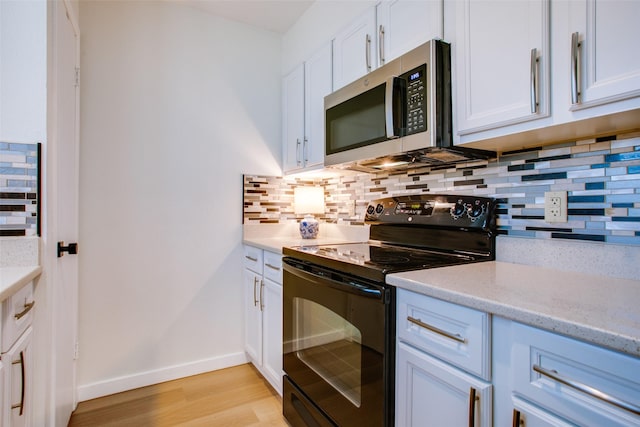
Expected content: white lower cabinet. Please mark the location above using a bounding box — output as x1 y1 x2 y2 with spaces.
493 316 640 427
396 289 492 426
396 342 492 426
1 281 35 427
243 246 283 395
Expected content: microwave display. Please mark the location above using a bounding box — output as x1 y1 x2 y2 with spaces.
404 65 426 135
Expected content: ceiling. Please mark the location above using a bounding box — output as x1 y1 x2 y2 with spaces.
178 0 315 33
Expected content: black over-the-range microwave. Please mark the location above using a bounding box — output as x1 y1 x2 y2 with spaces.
324 39 494 171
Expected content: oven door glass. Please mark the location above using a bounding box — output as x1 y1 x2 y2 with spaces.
283 259 393 427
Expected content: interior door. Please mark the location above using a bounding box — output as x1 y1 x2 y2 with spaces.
52 1 79 424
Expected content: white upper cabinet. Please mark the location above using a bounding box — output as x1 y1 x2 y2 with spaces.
282 42 332 174
332 7 377 90
567 0 640 110
332 1 443 90
450 0 550 136
376 0 443 67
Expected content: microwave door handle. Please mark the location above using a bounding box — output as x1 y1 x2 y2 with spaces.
385 76 401 139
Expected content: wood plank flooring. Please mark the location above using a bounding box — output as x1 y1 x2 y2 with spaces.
68 364 290 426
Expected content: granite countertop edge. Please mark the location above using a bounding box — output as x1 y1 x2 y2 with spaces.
387 261 640 358
0 266 42 301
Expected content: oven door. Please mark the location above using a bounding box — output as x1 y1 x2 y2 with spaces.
283 257 395 427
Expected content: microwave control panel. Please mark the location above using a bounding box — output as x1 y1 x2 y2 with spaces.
403 64 427 135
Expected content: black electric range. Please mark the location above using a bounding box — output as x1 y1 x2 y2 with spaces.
283 194 497 282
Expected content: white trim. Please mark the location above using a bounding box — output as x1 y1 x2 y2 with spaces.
76 352 249 402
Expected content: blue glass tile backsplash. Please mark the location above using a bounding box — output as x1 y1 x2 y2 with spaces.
244 132 640 246
0 142 40 236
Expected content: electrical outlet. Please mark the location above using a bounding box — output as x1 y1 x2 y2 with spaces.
544 191 567 222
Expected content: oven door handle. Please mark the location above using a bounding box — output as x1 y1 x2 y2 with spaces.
284 259 385 301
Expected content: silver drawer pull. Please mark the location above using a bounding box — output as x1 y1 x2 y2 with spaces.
265 263 281 271
407 316 467 344
245 255 258 262
533 364 640 416
15 301 35 320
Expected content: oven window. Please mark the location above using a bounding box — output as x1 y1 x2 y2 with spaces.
293 297 362 407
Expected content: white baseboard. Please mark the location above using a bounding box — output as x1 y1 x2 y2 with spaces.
77 351 248 402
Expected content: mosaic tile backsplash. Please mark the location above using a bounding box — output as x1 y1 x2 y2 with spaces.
244 132 640 246
0 142 40 237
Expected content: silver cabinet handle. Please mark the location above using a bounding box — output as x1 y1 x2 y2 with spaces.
253 277 259 307
15 300 35 320
303 137 308 164
379 25 385 65
259 280 265 312
365 34 372 71
571 32 582 104
265 263 281 271
530 48 539 113
468 387 478 427
11 351 25 415
407 316 467 344
533 364 640 416
296 138 302 166
512 409 522 427
245 255 258 262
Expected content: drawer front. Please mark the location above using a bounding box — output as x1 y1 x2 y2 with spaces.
397 289 491 380
263 251 282 284
510 322 640 426
243 245 263 274
2 281 35 352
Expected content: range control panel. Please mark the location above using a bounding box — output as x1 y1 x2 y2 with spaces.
365 195 495 229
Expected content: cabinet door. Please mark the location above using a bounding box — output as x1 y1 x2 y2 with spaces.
511 396 576 427
376 0 443 66
396 342 492 427
4 327 32 427
453 0 549 135
332 7 376 90
261 278 283 395
303 42 332 169
244 268 263 366
569 0 640 109
282 63 305 173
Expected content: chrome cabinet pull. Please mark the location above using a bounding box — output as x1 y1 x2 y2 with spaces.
253 277 259 307
245 255 258 262
259 280 265 312
512 409 522 427
15 301 35 320
303 137 309 164
407 316 467 344
365 34 372 71
379 25 385 65
468 387 478 427
265 263 281 271
571 32 582 104
11 351 25 415
530 48 539 113
296 138 302 166
533 364 640 416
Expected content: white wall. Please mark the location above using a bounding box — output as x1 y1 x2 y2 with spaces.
281 0 375 74
78 0 281 400
0 0 47 142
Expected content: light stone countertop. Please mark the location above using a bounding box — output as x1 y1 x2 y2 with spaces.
243 236 363 254
0 266 42 301
387 261 640 358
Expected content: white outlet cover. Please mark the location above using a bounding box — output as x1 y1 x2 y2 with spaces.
544 191 567 222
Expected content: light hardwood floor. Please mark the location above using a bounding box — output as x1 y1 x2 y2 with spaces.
68 364 290 426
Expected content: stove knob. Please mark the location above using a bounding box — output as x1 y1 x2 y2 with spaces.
376 203 384 214
367 205 375 215
450 199 467 219
468 200 486 221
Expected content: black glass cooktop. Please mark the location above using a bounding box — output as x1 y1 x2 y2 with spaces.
283 242 481 282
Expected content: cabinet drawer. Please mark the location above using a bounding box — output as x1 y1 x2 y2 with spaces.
2 281 35 352
243 245 263 274
510 322 640 426
263 251 282 284
397 289 491 380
